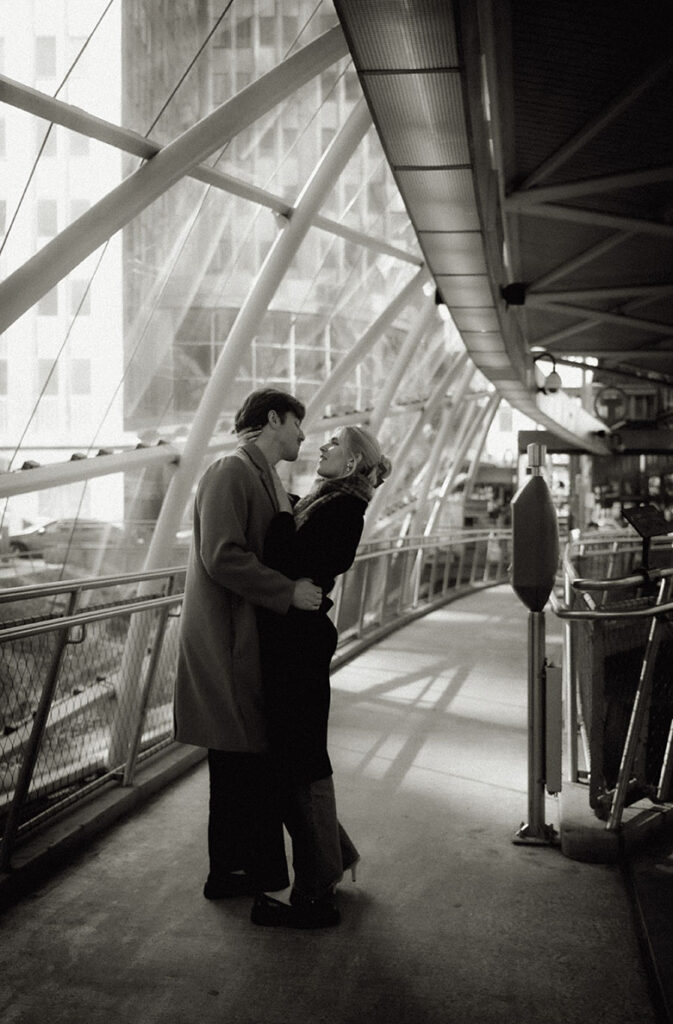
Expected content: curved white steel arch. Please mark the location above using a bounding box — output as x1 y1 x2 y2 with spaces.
107 97 372 767
0 27 348 335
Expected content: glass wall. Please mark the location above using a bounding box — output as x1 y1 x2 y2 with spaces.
0 0 495 586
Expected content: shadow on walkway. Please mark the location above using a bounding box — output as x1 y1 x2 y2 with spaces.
0 586 660 1024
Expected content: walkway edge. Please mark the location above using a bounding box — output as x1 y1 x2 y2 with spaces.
0 744 206 912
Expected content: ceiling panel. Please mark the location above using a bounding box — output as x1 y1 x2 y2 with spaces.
335 0 458 70
395 169 480 231
418 232 487 274
436 275 494 307
361 71 469 166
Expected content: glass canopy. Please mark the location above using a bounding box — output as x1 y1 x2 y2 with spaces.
0 0 503 584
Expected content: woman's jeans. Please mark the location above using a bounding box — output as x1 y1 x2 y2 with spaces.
283 775 359 900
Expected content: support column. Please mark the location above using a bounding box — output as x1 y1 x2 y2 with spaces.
422 391 498 537
302 266 427 433
462 394 501 503
362 352 470 537
368 293 435 436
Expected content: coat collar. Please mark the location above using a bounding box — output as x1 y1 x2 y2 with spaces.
236 442 279 511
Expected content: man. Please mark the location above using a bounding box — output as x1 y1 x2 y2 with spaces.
174 388 322 912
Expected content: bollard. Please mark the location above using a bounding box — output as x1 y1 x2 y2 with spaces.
511 443 559 845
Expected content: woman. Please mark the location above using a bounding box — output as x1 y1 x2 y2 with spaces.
253 425 391 928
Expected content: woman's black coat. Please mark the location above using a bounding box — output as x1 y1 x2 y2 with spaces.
258 492 366 784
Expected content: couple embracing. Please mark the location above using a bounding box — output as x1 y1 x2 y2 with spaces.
174 388 391 929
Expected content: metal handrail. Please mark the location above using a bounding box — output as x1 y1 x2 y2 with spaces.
0 529 511 867
0 565 185 605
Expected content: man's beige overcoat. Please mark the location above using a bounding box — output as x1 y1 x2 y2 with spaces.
174 443 295 751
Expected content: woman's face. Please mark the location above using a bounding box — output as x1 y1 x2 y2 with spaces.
317 432 351 478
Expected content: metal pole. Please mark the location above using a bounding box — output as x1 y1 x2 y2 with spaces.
563 568 578 782
122 575 178 786
513 442 558 845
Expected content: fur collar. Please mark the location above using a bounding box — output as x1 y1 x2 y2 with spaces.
293 475 373 530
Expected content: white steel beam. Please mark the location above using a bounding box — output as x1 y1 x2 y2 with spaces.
0 28 349 334
302 266 428 433
526 299 673 337
362 353 471 537
107 99 371 768
0 71 420 269
506 165 673 208
462 394 501 503
423 393 499 536
529 233 633 292
513 203 673 239
520 55 673 189
0 445 179 498
368 297 436 435
529 285 673 303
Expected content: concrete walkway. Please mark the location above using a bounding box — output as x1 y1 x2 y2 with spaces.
0 586 658 1024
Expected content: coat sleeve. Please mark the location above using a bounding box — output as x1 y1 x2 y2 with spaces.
297 501 364 584
196 458 295 613
264 499 364 589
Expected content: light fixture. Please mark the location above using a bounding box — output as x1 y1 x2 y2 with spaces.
543 367 562 394
434 288 451 322
533 352 562 394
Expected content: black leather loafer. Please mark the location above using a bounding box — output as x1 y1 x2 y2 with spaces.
250 893 340 929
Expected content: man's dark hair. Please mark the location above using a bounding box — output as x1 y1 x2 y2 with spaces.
234 388 305 432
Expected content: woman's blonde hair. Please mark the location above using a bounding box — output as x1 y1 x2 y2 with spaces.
340 426 392 488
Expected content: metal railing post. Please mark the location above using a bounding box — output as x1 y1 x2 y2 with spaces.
122 575 178 786
1 588 81 870
563 569 578 783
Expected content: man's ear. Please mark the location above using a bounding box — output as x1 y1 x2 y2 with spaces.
267 410 280 428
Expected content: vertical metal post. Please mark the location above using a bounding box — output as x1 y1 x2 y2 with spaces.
1 589 80 870
514 611 549 841
356 559 371 637
607 592 665 830
122 579 177 786
563 568 578 782
441 545 452 596
378 550 392 624
512 442 558 845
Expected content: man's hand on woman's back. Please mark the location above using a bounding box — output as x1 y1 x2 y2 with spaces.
292 578 322 610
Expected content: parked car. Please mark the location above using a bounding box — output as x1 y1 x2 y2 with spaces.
9 519 124 561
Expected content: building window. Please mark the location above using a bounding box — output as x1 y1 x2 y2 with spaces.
38 360 59 396
37 288 58 316
498 406 513 432
69 280 91 316
70 199 89 222
236 17 252 48
35 36 57 78
37 199 57 236
36 122 57 157
71 359 91 395
69 131 89 156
